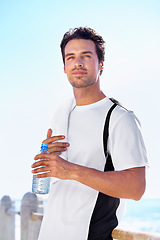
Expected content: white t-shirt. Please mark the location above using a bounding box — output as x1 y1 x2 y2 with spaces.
38 97 148 240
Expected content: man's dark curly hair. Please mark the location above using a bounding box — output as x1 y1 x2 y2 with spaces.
60 27 105 74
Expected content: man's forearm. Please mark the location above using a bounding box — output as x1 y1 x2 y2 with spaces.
71 165 146 201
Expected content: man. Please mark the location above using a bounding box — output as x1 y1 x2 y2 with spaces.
32 27 148 240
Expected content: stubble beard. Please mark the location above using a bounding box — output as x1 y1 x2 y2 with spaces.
68 75 98 89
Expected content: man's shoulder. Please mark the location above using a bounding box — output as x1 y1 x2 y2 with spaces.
110 103 141 133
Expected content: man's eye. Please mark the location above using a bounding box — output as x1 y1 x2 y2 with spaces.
67 56 74 60
84 55 91 58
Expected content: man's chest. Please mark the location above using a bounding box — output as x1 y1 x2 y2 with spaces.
67 109 107 170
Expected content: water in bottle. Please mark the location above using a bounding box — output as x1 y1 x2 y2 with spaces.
32 143 50 194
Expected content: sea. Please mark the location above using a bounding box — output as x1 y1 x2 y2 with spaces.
14 198 160 239
118 198 160 234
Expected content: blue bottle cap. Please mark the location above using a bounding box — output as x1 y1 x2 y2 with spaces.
41 143 48 150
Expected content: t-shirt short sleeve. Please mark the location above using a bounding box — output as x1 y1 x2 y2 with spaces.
108 107 149 171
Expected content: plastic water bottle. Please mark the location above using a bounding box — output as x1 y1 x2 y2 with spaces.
32 143 50 194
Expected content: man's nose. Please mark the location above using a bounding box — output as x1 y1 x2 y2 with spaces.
74 57 84 68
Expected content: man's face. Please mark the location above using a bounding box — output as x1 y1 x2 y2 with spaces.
64 39 103 89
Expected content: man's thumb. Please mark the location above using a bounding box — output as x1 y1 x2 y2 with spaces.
47 128 52 139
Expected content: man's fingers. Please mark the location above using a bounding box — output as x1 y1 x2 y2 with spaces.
48 148 67 154
34 172 50 179
47 128 52 139
42 135 65 144
34 153 50 161
50 151 62 156
48 142 70 154
32 159 50 170
49 147 67 153
43 129 67 145
32 165 50 174
48 142 70 148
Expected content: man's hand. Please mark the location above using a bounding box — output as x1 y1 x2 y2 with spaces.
31 128 71 179
31 153 77 180
43 129 70 155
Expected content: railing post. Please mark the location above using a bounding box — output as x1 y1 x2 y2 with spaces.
20 192 43 240
0 195 15 240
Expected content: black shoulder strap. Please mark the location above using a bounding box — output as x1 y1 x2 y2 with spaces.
103 103 117 158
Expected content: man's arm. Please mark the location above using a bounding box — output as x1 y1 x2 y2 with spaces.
32 150 146 201
72 164 146 201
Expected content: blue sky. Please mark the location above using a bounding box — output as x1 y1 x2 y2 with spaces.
0 0 160 199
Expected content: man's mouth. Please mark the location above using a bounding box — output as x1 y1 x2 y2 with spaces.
72 68 87 75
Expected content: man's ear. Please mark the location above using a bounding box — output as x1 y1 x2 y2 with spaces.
64 66 66 73
100 61 104 70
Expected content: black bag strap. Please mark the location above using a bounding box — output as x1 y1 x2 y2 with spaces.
103 102 117 158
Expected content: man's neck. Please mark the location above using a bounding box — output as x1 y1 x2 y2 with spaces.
73 85 106 106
